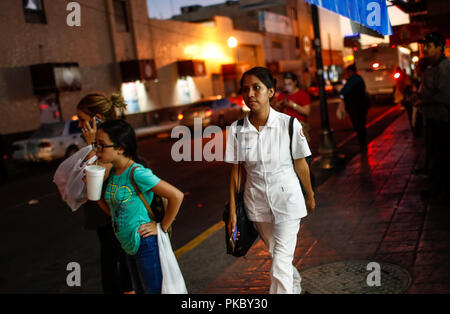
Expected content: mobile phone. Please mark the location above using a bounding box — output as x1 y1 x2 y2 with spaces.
91 116 104 127
229 225 238 251
232 225 238 242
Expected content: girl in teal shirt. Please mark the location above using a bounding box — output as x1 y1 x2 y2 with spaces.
95 119 184 294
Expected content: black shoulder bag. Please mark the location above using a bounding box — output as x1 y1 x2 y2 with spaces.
223 119 259 257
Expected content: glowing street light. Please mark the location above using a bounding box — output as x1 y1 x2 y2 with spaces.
227 36 238 48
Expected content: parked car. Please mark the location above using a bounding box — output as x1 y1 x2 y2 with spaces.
178 96 244 128
12 120 85 162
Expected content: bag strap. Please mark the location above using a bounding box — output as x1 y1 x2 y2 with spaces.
288 116 295 163
235 119 245 194
130 165 156 221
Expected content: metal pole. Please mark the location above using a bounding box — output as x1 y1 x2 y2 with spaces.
311 4 343 169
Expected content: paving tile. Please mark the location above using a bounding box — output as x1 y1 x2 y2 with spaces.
377 241 417 254
411 265 450 284
418 239 450 252
408 283 450 294
415 251 450 266
383 230 421 243
374 252 415 269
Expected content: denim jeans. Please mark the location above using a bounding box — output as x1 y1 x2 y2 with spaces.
126 235 163 294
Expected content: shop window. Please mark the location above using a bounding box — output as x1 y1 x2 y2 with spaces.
23 0 46 24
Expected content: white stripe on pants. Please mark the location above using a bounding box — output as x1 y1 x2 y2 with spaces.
253 219 301 294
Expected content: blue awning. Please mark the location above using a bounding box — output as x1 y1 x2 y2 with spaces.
304 0 393 36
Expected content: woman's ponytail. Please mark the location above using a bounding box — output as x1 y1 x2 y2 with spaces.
110 93 127 118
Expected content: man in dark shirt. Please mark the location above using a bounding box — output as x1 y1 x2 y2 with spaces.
340 64 370 152
417 32 450 199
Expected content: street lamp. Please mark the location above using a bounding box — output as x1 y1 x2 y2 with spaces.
310 4 344 169
228 36 238 49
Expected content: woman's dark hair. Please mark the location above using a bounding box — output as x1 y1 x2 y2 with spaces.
283 71 298 82
240 67 277 100
283 71 300 88
98 119 146 166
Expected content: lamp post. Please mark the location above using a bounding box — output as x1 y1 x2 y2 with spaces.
310 4 343 169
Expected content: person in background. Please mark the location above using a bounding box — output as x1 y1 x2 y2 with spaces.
394 67 414 127
416 32 450 200
274 72 312 142
274 72 315 190
0 134 8 180
339 64 370 152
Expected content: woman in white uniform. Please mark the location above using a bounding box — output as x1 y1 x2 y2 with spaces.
225 67 316 294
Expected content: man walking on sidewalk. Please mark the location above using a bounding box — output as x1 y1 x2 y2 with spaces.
339 64 370 152
417 32 450 199
0 134 8 180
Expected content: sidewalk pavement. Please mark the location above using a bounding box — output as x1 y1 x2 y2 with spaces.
203 112 450 294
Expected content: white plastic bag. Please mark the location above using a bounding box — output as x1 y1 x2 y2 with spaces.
157 223 188 294
53 145 97 212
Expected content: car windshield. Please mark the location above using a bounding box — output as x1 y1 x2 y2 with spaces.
30 122 65 139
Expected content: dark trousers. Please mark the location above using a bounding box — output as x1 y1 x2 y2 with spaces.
96 223 134 294
427 119 450 195
347 108 368 149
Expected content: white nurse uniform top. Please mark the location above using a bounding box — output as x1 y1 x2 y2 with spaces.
225 107 312 224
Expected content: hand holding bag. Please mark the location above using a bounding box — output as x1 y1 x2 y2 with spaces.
223 119 259 257
53 145 97 211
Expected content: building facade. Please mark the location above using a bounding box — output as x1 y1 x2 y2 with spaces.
172 0 347 88
0 0 265 148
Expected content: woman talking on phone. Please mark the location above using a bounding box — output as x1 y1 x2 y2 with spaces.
225 67 316 294
76 93 135 294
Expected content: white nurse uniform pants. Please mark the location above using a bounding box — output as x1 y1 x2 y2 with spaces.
253 219 301 294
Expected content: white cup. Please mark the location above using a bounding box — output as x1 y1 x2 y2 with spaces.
85 165 106 201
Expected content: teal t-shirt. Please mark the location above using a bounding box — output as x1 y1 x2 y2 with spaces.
104 163 161 255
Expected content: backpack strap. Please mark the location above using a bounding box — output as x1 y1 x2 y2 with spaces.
235 119 245 193
288 116 295 163
130 165 156 221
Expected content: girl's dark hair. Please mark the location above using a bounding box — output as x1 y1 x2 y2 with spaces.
240 66 277 92
98 119 147 166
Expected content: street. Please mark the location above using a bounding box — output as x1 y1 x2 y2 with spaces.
0 99 403 293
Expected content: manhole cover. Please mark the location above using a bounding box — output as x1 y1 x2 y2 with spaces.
300 260 412 294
